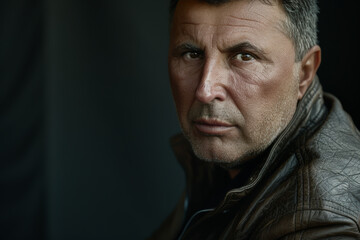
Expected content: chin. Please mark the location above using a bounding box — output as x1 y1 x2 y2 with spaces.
194 146 267 170
186 132 271 168
190 138 248 163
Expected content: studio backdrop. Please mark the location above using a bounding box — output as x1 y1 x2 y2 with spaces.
0 0 359 239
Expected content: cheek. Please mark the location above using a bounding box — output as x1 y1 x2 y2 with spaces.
261 64 299 105
229 62 298 120
169 61 199 120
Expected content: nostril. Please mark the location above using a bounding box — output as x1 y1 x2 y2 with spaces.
195 82 215 103
195 82 226 103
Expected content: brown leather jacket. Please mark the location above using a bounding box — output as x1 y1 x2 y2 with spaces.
149 77 360 239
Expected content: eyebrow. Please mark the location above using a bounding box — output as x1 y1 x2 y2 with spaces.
223 42 267 58
173 41 270 61
174 43 203 53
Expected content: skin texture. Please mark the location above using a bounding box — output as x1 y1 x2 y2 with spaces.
169 0 321 168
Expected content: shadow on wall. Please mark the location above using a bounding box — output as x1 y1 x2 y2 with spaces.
317 1 360 126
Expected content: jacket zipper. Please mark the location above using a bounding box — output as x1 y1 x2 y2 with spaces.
177 208 215 240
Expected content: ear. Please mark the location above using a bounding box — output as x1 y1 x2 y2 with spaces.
297 45 321 100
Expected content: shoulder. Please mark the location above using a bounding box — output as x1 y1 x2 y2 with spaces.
309 93 360 153
298 93 360 222
253 103 360 238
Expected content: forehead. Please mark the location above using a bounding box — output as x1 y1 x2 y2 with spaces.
171 0 287 45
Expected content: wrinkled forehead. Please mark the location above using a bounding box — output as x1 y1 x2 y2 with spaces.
170 0 287 47
171 0 285 29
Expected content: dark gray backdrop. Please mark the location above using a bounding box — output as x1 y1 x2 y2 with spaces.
1 0 359 239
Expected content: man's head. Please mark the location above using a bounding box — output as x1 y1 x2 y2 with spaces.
168 0 321 167
170 0 319 62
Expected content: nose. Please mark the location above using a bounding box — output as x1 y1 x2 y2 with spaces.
195 59 227 103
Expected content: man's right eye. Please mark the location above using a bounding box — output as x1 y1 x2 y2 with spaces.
183 51 202 60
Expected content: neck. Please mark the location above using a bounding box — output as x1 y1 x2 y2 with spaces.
228 169 241 179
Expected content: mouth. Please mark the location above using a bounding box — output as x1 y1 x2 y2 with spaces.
193 118 235 135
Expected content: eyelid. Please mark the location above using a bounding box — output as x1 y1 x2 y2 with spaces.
178 44 204 60
183 52 195 60
233 51 258 59
224 42 267 61
182 50 203 58
174 43 202 55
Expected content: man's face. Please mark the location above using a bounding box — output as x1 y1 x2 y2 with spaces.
169 0 301 166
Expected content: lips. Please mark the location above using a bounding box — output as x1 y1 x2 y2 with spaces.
193 118 235 135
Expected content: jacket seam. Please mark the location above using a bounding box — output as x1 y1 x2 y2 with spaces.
295 133 308 234
257 208 360 240
296 129 359 219
305 208 358 232
312 199 359 220
295 136 360 231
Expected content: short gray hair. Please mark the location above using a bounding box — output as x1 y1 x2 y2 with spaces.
169 0 319 61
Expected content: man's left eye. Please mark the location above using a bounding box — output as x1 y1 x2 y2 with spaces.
235 53 255 62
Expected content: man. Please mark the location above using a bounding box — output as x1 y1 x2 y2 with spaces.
150 0 360 239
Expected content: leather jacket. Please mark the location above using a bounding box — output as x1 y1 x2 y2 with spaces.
149 77 360 239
